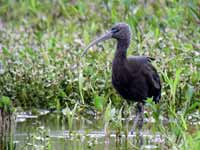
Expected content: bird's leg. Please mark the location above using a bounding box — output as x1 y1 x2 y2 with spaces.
137 102 144 146
137 102 144 133
131 102 144 147
130 103 141 135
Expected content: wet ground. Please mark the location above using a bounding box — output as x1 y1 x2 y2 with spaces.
14 110 167 150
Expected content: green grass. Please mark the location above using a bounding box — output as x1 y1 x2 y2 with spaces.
0 0 200 149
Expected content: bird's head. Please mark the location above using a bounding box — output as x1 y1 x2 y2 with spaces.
111 23 131 41
82 23 131 56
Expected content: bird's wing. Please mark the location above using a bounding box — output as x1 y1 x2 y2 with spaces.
127 56 161 103
127 56 161 90
142 63 161 90
143 62 161 103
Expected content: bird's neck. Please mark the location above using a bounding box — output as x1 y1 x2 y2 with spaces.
114 39 130 60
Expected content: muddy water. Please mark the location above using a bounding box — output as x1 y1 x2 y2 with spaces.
14 111 165 150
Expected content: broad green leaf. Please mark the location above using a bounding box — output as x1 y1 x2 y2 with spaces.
94 95 104 112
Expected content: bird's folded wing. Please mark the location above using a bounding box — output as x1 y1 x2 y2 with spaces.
142 63 161 90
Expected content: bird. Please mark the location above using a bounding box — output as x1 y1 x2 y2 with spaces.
82 23 161 134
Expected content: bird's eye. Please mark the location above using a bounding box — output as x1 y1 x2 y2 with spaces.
111 28 119 33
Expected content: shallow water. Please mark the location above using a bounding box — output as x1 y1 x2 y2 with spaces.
14 110 166 150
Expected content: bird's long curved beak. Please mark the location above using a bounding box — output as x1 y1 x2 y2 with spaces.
81 31 113 57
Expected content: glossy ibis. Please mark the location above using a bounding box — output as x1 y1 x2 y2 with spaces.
82 23 161 134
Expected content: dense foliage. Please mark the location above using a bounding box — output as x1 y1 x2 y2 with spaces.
0 0 199 109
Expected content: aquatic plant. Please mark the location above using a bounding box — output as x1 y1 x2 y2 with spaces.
62 102 78 132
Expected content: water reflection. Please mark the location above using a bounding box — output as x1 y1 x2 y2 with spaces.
14 112 165 150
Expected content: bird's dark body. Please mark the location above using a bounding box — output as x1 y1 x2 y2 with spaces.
112 39 161 104
112 55 161 104
83 23 161 133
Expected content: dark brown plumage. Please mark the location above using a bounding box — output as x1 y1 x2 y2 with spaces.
82 23 161 134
